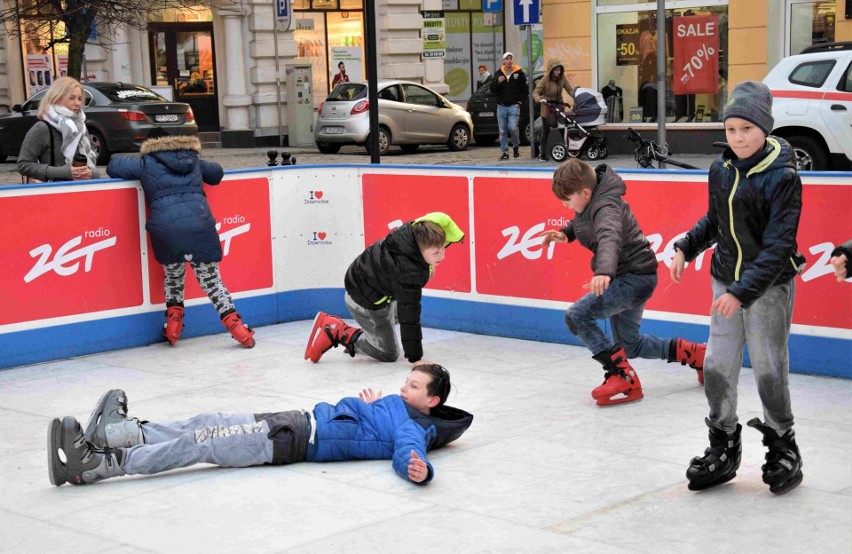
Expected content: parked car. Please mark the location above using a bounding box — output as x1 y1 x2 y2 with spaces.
314 80 473 155
0 82 198 165
763 41 852 171
466 71 544 146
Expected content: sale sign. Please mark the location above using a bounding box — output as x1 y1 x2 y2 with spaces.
362 173 471 293
615 23 640 66
0 188 143 325
148 177 274 304
673 15 719 95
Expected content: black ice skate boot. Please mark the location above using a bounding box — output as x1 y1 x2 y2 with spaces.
48 417 125 486
84 389 143 448
686 418 742 491
747 418 804 495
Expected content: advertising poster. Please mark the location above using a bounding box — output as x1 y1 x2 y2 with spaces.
472 12 504 88
616 23 640 66
443 12 471 101
0 189 143 325
362 173 471 293
148 177 274 304
25 54 52 96
422 11 446 59
673 15 720 95
330 47 363 85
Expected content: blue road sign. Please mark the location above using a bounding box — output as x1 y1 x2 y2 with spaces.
277 0 289 19
482 0 502 13
513 0 539 25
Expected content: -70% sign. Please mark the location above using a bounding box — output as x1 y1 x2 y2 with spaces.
680 43 715 84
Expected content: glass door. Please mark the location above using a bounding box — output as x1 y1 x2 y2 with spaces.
149 23 219 131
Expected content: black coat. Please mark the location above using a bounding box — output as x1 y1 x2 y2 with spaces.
674 137 803 308
489 64 528 106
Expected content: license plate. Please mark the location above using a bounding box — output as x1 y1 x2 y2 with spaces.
479 111 495 117
324 127 344 134
155 114 180 122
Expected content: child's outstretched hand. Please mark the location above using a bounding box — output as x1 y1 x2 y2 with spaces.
358 388 382 403
583 275 611 296
670 250 686 283
408 451 429 483
540 230 567 247
711 293 742 319
830 253 848 282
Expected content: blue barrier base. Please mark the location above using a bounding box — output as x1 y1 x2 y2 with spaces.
2 289 849 378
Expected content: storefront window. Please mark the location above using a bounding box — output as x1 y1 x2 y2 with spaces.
443 6 505 103
596 4 728 124
148 6 213 23
788 1 835 56
19 19 71 97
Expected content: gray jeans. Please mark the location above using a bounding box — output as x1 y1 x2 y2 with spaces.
124 411 309 475
345 292 400 362
705 278 796 435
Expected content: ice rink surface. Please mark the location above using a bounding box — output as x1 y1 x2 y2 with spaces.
1 320 850 553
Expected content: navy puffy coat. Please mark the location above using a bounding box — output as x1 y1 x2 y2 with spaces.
307 394 473 484
106 135 225 265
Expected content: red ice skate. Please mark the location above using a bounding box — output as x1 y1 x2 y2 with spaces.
591 346 643 406
221 312 255 348
669 338 706 384
162 305 185 346
304 312 362 363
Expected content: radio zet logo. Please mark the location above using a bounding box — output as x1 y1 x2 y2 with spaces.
305 190 329 205
24 228 117 283
216 214 251 256
307 231 332 245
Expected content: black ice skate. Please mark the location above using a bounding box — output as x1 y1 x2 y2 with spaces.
747 418 804 495
686 418 742 491
84 389 143 448
48 416 125 486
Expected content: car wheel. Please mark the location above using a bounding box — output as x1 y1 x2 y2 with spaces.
316 141 342 154
89 130 111 165
787 135 829 171
366 127 390 156
474 134 496 146
522 121 532 146
400 144 420 153
447 124 470 152
550 143 567 162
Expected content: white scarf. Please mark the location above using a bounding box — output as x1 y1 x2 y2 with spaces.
43 105 97 169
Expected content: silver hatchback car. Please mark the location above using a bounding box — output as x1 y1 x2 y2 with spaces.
314 80 473 155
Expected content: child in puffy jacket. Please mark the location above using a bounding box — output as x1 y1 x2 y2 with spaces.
106 132 255 348
47 364 473 487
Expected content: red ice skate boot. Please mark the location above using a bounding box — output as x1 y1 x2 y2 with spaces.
668 338 706 384
162 305 184 346
590 345 643 406
221 311 256 348
304 312 363 363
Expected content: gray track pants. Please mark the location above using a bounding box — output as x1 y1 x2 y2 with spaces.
704 278 796 435
345 293 400 362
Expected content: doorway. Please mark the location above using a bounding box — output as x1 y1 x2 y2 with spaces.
148 23 219 132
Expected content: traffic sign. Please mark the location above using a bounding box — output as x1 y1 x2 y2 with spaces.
482 0 502 13
276 0 291 30
513 0 539 25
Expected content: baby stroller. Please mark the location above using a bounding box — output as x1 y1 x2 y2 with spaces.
545 88 609 162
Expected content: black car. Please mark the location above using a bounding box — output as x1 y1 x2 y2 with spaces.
466 72 543 146
0 82 198 165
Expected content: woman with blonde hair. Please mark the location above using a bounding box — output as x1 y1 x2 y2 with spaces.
17 76 100 183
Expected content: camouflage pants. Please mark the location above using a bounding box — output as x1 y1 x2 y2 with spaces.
163 261 235 316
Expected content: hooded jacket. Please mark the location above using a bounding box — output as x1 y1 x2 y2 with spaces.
344 213 464 363
533 59 574 118
307 394 473 484
489 62 528 106
560 164 658 278
106 135 225 265
674 137 803 308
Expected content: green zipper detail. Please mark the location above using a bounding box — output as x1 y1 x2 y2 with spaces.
728 165 744 281
374 296 389 305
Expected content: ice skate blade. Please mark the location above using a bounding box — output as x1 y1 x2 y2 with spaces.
687 471 737 491
769 470 803 495
595 389 643 406
304 312 326 362
47 418 66 486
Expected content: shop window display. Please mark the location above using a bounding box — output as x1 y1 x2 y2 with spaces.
597 4 728 124
789 1 836 55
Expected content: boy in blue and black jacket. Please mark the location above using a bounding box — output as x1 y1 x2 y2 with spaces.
47 365 473 487
671 81 806 495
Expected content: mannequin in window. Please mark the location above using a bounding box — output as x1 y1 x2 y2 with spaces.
601 80 623 122
332 62 349 88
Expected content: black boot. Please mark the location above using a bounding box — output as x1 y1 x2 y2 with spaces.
513 146 520 158
686 418 742 491
747 418 804 494
48 417 125 486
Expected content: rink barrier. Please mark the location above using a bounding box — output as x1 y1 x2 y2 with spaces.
0 164 849 377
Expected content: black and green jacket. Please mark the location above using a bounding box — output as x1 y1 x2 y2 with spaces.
674 137 803 308
344 213 464 363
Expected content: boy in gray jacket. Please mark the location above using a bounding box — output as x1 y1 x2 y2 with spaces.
542 158 706 406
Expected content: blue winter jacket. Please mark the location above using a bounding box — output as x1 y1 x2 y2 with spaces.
307 394 473 485
106 135 225 265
